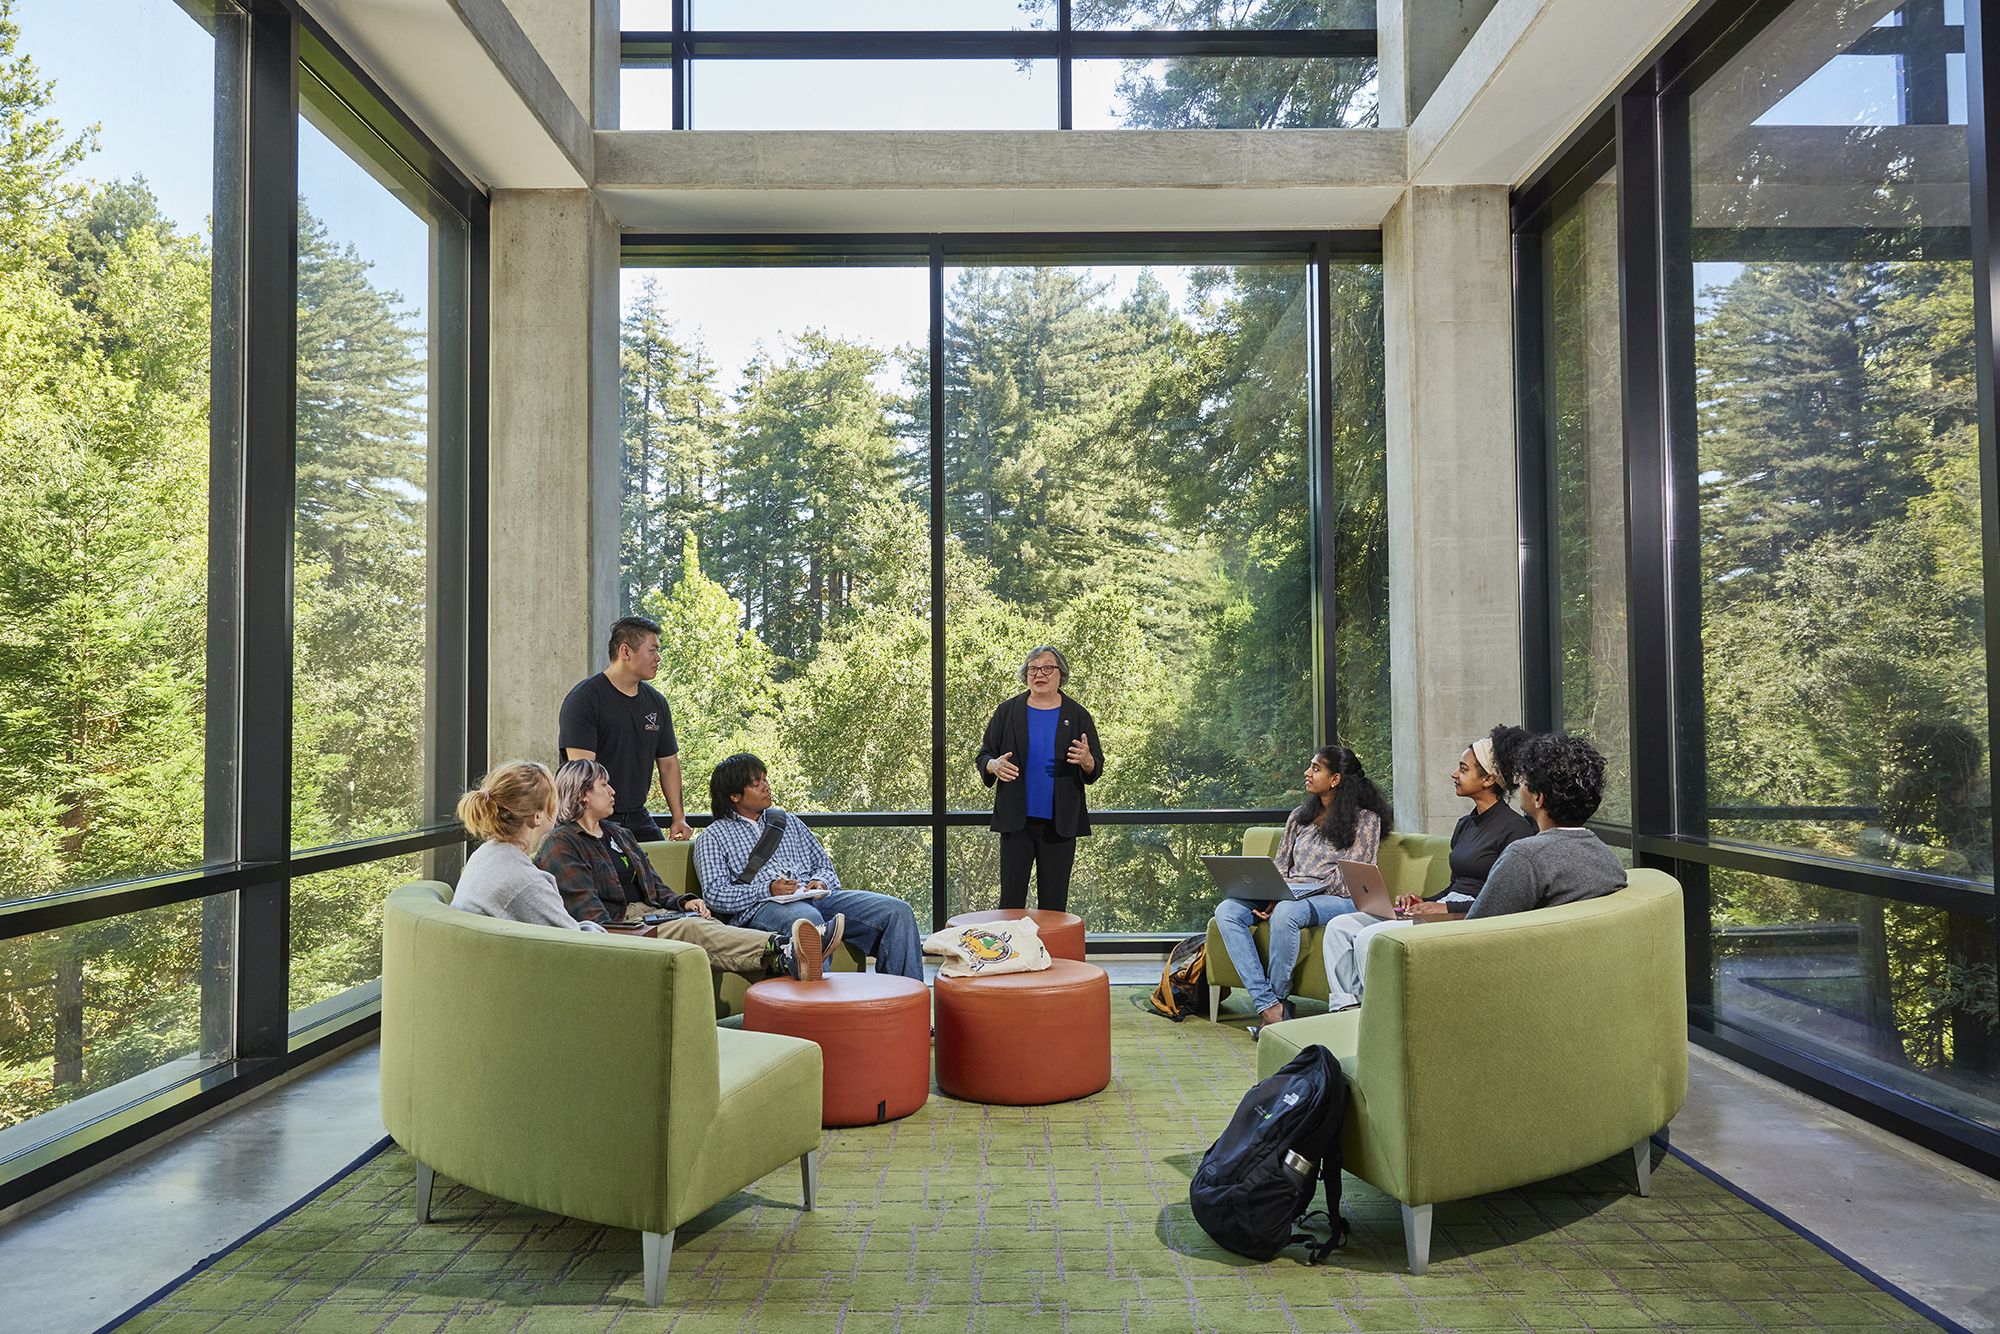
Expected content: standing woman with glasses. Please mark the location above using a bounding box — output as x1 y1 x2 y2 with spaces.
976 645 1106 912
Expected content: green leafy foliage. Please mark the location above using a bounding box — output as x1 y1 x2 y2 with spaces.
0 5 432 1125
619 260 1389 931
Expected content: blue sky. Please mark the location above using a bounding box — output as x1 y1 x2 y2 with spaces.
620 265 1202 402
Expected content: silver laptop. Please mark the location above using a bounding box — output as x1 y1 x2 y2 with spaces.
1334 859 1408 919
1200 855 1327 902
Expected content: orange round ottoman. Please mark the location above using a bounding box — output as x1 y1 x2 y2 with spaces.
744 974 932 1127
945 908 1087 962
933 960 1111 1105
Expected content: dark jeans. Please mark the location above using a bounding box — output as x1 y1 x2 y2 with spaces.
999 817 1076 912
606 809 663 843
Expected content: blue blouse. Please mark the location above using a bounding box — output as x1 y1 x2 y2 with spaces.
1024 702 1060 820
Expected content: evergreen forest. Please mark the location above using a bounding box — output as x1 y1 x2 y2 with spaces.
0 8 432 1129
618 258 1391 934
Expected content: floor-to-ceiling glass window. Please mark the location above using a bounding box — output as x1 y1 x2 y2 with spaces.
288 60 471 1020
1518 0 1999 1166
0 6 482 1197
620 245 1386 932
617 262 935 919
1672 0 1995 1128
0 0 245 1135
937 259 1321 929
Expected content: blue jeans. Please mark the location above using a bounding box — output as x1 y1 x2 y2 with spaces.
735 890 925 982
1214 894 1364 1013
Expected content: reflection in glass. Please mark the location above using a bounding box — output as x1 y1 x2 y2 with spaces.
1705 867 1997 1132
666 60 1053 130
617 267 931 804
0 895 232 1134
1686 0 1985 877
293 75 460 852
0 1 240 901
1072 56 1376 128
1547 167 1628 825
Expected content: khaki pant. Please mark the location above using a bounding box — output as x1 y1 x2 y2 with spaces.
624 905 774 979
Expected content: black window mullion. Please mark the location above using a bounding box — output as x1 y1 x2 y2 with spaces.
1058 0 1072 130
236 0 299 1061
672 0 685 131
1512 224 1556 735
1967 0 2000 1006
929 242 947 932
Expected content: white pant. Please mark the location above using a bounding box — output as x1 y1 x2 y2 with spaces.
1321 912 1414 1008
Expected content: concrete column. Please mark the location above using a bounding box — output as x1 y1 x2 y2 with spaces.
1377 0 1505 126
488 189 622 771
501 0 619 127
1382 184 1521 835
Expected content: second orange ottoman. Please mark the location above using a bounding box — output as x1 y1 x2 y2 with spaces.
944 908 1087 962
933 959 1111 1105
745 973 931 1127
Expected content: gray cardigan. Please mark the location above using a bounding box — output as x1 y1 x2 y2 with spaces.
453 840 607 932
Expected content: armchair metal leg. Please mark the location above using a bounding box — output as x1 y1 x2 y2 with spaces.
1633 1138 1653 1197
414 1162 434 1224
800 1150 819 1211
1400 1203 1433 1275
1209 985 1221 1024
643 1230 675 1307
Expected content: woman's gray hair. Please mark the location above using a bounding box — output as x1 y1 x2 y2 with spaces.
554 758 610 824
1019 644 1070 687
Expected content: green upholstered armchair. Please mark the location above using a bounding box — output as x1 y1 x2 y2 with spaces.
1253 871 1689 1273
380 882 825 1306
1202 828 1454 1021
638 839 870 1017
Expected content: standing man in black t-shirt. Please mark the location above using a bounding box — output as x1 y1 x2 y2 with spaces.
558 616 692 843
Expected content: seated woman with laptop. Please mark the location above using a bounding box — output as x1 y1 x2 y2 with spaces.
1211 744 1391 1029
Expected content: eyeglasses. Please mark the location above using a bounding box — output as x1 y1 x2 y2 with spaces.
1025 666 1060 676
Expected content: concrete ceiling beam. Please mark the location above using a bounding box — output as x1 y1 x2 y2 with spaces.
301 0 593 190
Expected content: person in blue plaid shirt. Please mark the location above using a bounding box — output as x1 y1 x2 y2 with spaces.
691 753 925 982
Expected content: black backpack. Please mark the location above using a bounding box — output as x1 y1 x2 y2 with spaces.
1189 1044 1350 1264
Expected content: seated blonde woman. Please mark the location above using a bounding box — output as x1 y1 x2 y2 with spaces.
536 759 840 982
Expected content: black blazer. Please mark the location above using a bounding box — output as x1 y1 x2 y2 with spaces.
976 692 1105 837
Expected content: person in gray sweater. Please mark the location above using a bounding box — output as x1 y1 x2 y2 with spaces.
452 761 612 932
1465 734 1626 919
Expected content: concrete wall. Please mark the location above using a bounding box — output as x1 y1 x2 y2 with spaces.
1380 0 1506 127
499 0 617 128
488 188 621 771
1382 185 1523 835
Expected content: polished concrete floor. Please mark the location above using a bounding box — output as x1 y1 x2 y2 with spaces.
4 980 1998 1334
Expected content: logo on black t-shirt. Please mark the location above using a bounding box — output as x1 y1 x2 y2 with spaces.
644 713 659 730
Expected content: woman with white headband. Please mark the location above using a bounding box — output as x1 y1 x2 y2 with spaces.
1318 724 1536 1010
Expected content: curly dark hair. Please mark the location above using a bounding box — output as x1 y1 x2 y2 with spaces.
1471 724 1534 796
1294 745 1394 847
1517 734 1607 825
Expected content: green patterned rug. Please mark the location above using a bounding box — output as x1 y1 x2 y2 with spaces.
119 992 1940 1333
